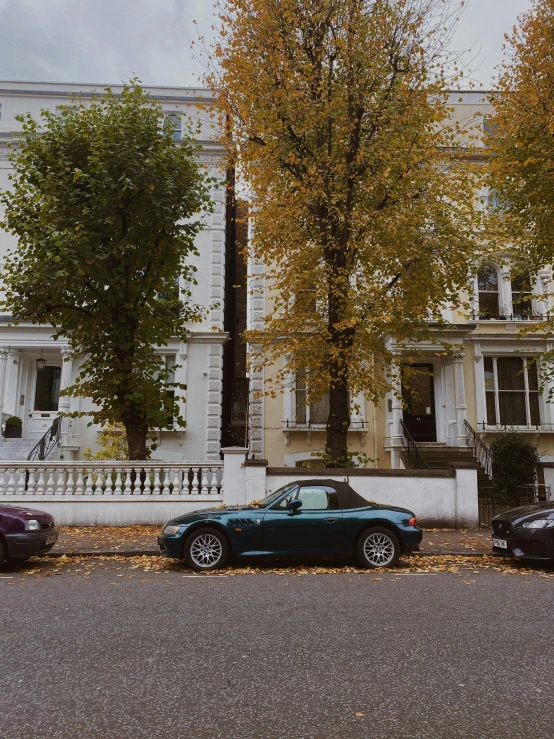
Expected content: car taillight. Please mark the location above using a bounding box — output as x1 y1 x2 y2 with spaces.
408 516 417 527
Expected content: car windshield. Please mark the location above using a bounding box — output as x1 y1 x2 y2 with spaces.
256 484 298 509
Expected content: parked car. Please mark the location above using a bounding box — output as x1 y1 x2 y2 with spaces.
0 504 58 565
492 502 554 561
158 479 422 571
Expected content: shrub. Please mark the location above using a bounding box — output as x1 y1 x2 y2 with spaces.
5 416 22 427
489 432 540 498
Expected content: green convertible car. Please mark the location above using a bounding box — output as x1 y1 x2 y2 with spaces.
158 479 422 571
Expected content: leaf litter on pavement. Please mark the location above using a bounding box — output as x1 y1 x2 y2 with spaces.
3 553 554 581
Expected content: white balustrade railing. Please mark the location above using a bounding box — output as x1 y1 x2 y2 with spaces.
0 461 224 497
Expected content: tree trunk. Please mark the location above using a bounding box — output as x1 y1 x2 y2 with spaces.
326 367 350 467
124 422 148 460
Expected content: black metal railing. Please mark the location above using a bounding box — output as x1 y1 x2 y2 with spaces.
27 417 60 461
471 313 550 322
479 484 551 525
400 420 428 469
464 419 493 478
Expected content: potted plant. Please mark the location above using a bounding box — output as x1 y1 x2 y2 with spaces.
4 416 23 439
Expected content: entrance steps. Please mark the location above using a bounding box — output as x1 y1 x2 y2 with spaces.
412 444 494 497
0 439 39 461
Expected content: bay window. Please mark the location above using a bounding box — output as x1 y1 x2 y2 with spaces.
484 356 540 427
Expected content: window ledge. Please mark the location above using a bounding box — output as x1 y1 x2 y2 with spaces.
282 422 367 431
479 425 552 433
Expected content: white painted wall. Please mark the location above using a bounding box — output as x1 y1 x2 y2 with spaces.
262 469 478 528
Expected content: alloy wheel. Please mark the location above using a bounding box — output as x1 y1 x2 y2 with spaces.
363 532 395 567
190 533 223 568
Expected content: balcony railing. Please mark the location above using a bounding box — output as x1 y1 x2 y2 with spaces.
472 313 550 322
0 461 224 497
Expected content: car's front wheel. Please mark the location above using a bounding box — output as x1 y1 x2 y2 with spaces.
184 527 229 572
356 527 400 569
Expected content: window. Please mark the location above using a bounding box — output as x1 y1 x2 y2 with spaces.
511 272 533 319
482 117 498 146
297 486 339 510
295 368 330 425
478 265 500 317
34 366 61 412
166 113 182 141
271 485 339 511
484 357 540 427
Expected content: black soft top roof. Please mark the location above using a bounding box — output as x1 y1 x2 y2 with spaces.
298 479 372 510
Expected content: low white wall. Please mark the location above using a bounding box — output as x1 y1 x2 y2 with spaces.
263 468 478 528
4 496 222 526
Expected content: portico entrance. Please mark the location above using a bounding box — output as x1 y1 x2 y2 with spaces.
28 364 61 439
401 364 437 442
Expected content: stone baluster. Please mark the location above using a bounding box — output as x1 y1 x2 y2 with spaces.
152 467 161 495
75 469 84 495
123 470 133 495
45 469 55 495
201 468 209 495
55 469 65 494
66 468 75 494
161 468 170 495
16 468 26 495
191 467 200 495
114 468 123 494
27 468 36 494
84 470 94 495
36 468 45 494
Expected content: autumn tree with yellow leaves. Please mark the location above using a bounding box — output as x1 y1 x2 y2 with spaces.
488 0 554 300
207 0 482 466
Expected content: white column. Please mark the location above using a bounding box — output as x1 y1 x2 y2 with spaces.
390 364 404 469
221 446 248 506
58 346 73 448
0 346 10 430
452 352 468 447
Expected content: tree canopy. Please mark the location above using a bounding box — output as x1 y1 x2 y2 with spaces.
207 0 483 465
0 81 213 459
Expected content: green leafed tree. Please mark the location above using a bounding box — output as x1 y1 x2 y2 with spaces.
0 81 213 459
207 0 483 466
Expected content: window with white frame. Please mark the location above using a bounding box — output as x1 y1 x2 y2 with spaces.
295 368 330 425
154 354 177 428
511 271 533 319
484 356 540 427
477 265 500 317
166 113 182 141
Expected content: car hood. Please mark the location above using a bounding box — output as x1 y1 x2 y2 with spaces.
0 503 54 523
493 502 554 524
168 505 261 525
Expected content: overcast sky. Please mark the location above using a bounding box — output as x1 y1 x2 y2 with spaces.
0 0 532 89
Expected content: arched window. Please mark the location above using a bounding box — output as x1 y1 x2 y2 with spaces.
478 265 500 318
511 271 533 319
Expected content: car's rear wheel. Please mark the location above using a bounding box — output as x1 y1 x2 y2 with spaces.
184 527 229 572
0 538 5 568
356 527 400 569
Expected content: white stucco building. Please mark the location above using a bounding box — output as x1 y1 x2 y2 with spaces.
0 81 229 461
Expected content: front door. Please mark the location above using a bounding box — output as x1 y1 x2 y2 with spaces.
28 365 61 439
402 364 437 442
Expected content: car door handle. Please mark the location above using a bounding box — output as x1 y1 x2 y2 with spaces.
325 518 338 523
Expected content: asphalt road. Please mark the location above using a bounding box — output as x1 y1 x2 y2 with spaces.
1 561 554 739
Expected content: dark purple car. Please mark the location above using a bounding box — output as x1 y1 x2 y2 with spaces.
0 504 58 565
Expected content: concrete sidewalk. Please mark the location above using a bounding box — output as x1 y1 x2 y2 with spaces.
46 525 494 558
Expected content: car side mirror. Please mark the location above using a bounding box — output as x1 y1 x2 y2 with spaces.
288 499 302 515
